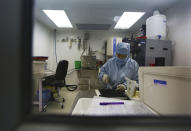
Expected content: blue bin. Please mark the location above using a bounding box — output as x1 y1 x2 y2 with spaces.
37 89 51 106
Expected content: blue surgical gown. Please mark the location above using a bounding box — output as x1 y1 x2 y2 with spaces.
98 57 139 89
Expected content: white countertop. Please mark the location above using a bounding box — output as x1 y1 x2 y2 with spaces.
72 97 157 116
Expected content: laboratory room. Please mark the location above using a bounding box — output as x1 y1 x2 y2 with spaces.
32 0 191 116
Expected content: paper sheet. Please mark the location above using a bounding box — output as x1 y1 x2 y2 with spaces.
86 97 156 116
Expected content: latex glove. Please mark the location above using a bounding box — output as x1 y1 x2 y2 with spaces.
102 74 109 84
116 84 126 91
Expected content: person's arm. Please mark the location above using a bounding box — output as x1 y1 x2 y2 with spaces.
98 62 109 81
117 61 139 90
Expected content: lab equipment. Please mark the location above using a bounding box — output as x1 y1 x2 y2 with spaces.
107 37 122 56
99 89 128 98
125 83 137 99
146 10 167 40
123 39 172 66
136 25 146 37
100 102 124 105
81 56 96 69
124 77 138 99
139 67 191 115
145 39 172 66
125 77 139 89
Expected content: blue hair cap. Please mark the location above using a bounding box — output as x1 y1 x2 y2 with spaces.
116 42 130 55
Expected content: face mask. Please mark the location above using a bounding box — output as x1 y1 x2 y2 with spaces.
116 56 128 65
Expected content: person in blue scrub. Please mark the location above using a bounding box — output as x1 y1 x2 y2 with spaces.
98 42 139 91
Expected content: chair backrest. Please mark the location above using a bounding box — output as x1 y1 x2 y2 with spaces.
55 60 69 80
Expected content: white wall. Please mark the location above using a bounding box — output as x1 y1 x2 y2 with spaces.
47 30 127 71
49 30 84 71
32 20 127 71
32 20 53 57
87 31 126 52
165 1 191 66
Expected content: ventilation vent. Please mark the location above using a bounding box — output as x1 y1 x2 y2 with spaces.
76 24 111 30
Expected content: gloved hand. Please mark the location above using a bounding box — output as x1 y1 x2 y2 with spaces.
102 74 109 84
116 84 126 91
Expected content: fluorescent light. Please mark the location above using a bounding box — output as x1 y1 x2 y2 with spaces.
43 10 73 28
114 12 145 29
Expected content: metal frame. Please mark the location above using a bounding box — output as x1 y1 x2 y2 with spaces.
32 79 43 112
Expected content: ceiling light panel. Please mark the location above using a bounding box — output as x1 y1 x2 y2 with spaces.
43 10 73 28
114 12 145 29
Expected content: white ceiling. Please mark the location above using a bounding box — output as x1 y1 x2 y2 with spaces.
34 0 179 32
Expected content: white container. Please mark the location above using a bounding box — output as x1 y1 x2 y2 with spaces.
32 61 46 74
146 11 167 40
139 67 191 115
